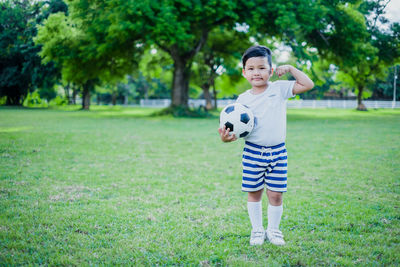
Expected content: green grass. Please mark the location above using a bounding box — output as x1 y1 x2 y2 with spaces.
0 106 399 266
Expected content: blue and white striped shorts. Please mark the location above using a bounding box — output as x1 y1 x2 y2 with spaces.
242 141 288 192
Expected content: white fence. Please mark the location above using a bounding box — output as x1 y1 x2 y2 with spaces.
140 99 400 109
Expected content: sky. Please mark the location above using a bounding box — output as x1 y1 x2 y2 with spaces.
385 0 400 23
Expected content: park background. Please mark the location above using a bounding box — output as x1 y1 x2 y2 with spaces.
1 0 400 266
1 0 400 112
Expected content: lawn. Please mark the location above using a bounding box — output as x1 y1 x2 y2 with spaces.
0 106 399 266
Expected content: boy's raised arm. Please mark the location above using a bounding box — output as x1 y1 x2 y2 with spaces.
276 65 314 95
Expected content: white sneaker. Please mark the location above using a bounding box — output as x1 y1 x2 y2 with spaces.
266 229 285 246
250 229 265 245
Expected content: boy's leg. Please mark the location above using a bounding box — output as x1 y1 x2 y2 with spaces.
266 190 283 229
247 189 265 245
247 189 263 230
266 190 285 245
248 189 264 202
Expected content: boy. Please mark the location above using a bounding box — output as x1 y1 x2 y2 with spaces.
218 45 314 246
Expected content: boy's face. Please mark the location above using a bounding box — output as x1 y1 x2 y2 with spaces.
242 56 272 88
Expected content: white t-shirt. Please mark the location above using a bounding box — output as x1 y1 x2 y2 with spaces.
236 80 295 147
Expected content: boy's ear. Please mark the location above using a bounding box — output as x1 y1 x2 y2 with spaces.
270 68 274 75
242 68 246 76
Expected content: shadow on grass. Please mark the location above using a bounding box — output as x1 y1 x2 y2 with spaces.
0 105 159 118
2 105 399 121
287 108 400 122
151 106 218 118
83 106 218 119
0 105 220 120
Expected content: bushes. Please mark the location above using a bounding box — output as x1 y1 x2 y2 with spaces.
153 105 213 118
23 91 47 108
49 96 68 106
21 91 68 108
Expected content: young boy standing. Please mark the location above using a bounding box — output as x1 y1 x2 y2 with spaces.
218 45 314 246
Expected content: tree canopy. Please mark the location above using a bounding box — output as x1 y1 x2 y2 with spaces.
0 0 67 105
1 0 399 110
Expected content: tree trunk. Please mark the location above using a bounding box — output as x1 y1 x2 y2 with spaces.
82 87 90 110
6 93 20 105
171 57 191 108
6 97 20 105
212 82 217 110
64 83 70 104
5 86 22 105
169 31 208 109
202 83 213 110
112 92 117 105
82 82 91 110
202 73 217 110
357 85 367 111
72 87 77 105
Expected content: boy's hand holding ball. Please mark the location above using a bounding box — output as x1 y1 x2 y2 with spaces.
218 126 237 142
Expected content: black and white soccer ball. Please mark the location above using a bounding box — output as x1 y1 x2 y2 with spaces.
219 103 254 138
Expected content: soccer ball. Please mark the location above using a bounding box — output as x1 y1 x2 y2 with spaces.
219 103 254 138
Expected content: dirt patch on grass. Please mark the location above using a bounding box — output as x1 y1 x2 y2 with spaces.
49 185 99 202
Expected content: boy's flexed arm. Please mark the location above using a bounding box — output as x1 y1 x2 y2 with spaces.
276 65 314 95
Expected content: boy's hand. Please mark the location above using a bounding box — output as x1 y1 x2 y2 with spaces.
218 126 237 142
275 65 293 77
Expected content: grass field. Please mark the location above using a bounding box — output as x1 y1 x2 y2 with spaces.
0 106 399 266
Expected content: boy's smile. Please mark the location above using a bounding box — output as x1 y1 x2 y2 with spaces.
242 57 273 91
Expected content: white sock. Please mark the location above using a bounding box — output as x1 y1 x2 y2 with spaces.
247 201 263 231
267 203 283 230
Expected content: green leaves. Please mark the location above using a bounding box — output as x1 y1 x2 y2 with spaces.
36 0 145 87
29 0 400 110
0 0 64 104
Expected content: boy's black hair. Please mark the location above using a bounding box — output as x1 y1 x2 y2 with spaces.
242 45 272 70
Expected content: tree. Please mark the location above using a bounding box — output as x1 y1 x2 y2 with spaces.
334 2 400 110
300 60 342 100
0 0 66 105
137 47 173 100
37 0 383 112
192 27 251 110
35 12 90 109
371 65 400 100
35 2 145 110
63 0 244 111
255 0 400 110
